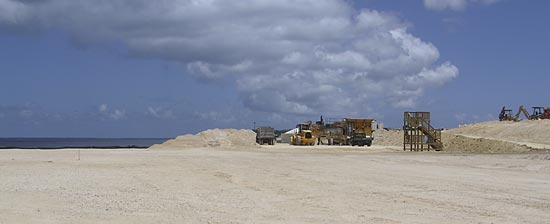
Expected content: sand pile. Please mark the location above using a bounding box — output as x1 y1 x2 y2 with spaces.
373 129 403 147
150 129 258 149
441 133 534 153
445 120 550 146
441 120 550 153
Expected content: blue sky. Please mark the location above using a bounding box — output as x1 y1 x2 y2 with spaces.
0 0 548 137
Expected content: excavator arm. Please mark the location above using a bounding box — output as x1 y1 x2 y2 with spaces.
514 105 531 121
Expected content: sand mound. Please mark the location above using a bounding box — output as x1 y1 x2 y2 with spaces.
445 120 550 146
442 120 550 153
441 133 534 153
150 129 258 149
373 129 403 147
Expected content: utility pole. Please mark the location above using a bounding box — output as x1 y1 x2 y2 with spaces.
253 121 256 130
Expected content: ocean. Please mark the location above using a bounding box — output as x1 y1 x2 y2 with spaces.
0 138 170 149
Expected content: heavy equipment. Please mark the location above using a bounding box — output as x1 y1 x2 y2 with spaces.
309 116 348 145
255 126 275 145
322 121 348 145
307 116 377 146
530 107 550 120
499 106 516 121
531 107 545 120
514 105 531 121
344 118 375 146
290 121 316 146
500 105 550 121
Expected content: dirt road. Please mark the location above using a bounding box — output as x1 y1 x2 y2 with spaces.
1 146 549 223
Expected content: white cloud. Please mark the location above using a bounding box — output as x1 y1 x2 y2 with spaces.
1 1 459 115
19 109 33 118
147 107 175 119
196 111 237 124
98 104 108 113
454 112 467 121
0 0 28 24
455 112 494 125
109 109 126 120
424 0 501 11
98 104 126 120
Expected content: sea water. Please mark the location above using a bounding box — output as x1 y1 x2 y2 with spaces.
0 138 169 149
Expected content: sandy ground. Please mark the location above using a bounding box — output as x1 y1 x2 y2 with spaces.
1 145 549 224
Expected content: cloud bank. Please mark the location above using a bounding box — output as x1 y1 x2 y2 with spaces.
0 0 458 116
424 0 501 11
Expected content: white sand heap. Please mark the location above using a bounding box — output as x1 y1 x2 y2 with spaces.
442 133 534 153
150 129 258 149
444 120 550 146
442 120 550 153
373 129 403 147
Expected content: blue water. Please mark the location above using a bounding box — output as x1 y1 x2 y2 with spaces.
0 138 169 149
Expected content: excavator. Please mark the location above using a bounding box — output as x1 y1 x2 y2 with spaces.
499 106 516 121
500 105 550 121
531 107 550 120
514 105 531 121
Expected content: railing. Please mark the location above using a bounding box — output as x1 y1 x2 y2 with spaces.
404 112 442 150
418 121 442 149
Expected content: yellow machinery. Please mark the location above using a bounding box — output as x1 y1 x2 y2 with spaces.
344 118 375 146
290 122 316 146
307 116 376 146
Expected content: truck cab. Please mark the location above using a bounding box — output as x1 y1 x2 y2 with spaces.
351 133 372 146
344 118 375 147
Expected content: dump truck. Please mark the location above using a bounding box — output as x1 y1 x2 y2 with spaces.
344 118 375 147
323 123 347 145
255 126 275 145
290 122 316 146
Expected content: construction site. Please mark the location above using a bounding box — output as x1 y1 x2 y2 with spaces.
148 105 550 154
2 106 550 223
